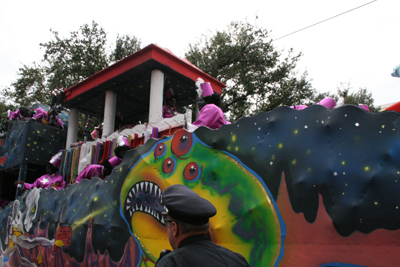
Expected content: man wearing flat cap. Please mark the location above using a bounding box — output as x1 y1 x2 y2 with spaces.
156 184 250 267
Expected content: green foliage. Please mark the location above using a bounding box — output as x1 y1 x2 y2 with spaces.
40 21 109 89
110 34 142 63
314 82 377 112
0 62 47 120
1 21 141 125
4 63 48 106
0 98 17 121
185 21 314 121
337 84 377 112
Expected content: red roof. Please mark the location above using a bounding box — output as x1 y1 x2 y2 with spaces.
64 44 225 101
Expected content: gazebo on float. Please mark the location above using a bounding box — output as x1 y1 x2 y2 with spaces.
63 44 226 148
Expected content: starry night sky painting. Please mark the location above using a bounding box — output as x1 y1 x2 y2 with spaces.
1 105 400 267
0 121 28 169
0 121 66 170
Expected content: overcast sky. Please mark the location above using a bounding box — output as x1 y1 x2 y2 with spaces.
0 0 398 107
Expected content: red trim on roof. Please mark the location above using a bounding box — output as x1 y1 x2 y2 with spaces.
64 44 225 102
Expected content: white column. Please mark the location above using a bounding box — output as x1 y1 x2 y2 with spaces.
103 90 117 138
66 108 79 149
149 69 164 124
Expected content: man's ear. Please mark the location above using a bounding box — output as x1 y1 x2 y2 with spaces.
172 221 179 237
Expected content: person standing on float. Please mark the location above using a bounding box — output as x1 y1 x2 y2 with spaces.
192 82 229 130
14 153 66 190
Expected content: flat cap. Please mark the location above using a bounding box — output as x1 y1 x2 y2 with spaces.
163 184 216 225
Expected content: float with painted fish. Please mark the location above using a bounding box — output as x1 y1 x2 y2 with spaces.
0 44 399 267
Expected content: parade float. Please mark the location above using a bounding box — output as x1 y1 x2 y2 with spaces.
0 44 399 267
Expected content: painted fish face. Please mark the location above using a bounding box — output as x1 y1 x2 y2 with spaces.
8 200 24 244
24 187 40 232
120 130 284 267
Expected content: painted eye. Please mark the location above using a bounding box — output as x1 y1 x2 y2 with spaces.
31 204 36 214
183 162 201 181
163 158 176 175
154 143 166 159
171 130 193 158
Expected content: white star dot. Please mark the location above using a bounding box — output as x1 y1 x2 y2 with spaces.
41 177 50 185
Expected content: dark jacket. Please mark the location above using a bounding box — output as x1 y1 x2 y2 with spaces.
155 234 250 267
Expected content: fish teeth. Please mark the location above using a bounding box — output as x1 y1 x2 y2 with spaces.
153 184 158 193
128 182 166 223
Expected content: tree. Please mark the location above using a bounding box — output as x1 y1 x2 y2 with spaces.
110 34 142 63
185 21 314 121
313 82 377 112
1 21 141 130
2 21 142 108
3 63 48 106
0 62 47 120
337 83 377 112
40 21 109 90
0 97 17 121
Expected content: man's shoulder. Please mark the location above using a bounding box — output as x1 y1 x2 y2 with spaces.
210 242 249 260
156 244 202 267
159 241 249 267
155 250 178 267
